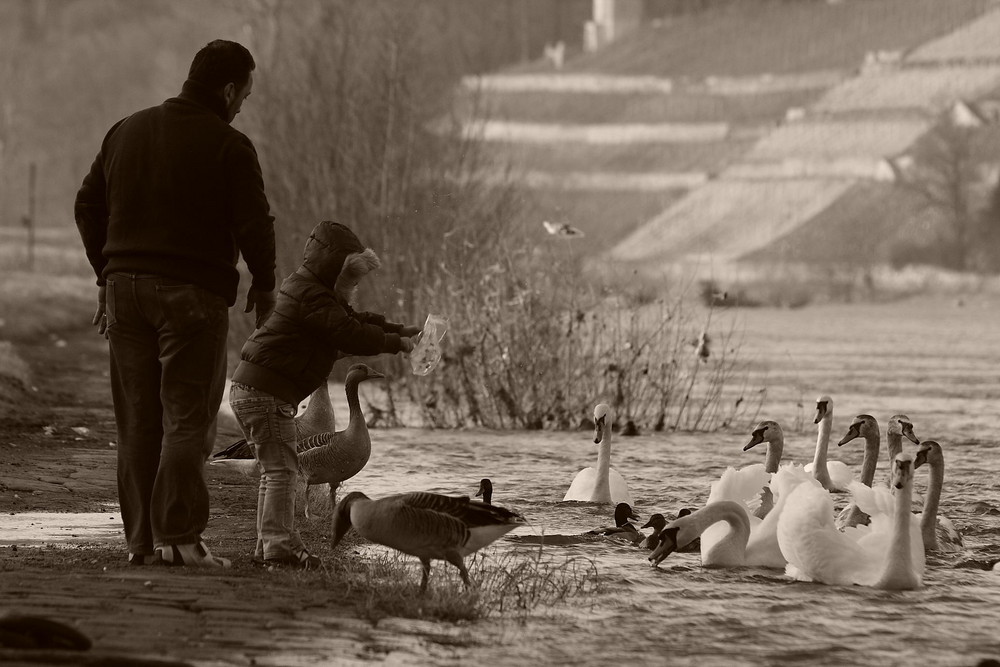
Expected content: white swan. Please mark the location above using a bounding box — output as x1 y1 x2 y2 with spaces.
563 403 634 505
650 464 814 569
913 440 964 553
803 395 853 492
777 452 925 590
742 420 785 518
834 414 881 529
884 414 920 485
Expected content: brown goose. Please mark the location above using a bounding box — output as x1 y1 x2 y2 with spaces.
332 491 526 592
298 363 384 517
210 379 337 473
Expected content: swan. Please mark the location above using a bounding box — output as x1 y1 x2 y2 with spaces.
475 478 493 505
777 452 925 590
913 440 964 553
210 379 338 474
586 502 643 544
742 420 785 518
331 491 526 593
834 414 881 528
650 464 815 568
298 363 384 517
803 395 853 492
885 414 920 485
563 403 634 505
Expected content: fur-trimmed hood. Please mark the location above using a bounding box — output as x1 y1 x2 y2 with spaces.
301 221 380 292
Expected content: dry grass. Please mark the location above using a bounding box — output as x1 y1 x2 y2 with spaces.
327 542 602 623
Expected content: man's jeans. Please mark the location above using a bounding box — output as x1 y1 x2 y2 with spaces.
229 382 306 561
105 273 228 554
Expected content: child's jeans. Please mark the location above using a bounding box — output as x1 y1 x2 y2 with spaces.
228 382 307 561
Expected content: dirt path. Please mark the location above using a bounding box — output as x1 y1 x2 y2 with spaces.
0 327 414 666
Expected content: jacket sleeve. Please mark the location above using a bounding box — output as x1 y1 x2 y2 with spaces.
352 309 404 334
304 295 403 355
225 133 276 292
74 145 113 286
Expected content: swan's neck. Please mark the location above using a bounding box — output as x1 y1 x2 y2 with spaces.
763 437 782 474
594 426 612 495
876 478 917 588
858 431 880 487
811 416 832 481
696 502 750 565
921 459 944 549
886 433 902 479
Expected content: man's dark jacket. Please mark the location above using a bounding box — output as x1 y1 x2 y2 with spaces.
74 79 275 305
232 222 405 406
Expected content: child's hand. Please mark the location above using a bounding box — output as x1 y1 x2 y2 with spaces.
400 324 423 337
400 337 415 353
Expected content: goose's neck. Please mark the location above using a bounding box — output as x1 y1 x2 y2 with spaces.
921 459 944 549
858 431 880 487
763 437 783 474
345 377 365 430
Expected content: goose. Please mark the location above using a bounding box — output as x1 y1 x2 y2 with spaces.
586 502 643 544
834 414 881 528
475 478 493 505
210 379 338 474
742 420 785 518
913 440 964 553
803 395 853 492
650 464 815 569
563 403 634 505
331 491 526 593
777 452 925 590
298 363 384 517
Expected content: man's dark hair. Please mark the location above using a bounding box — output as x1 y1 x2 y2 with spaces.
188 40 255 91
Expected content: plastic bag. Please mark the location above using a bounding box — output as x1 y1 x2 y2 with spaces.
409 313 449 376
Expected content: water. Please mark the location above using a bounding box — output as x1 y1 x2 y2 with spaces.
346 425 1000 666
338 295 1000 666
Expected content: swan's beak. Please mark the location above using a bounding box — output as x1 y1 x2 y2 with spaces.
593 415 605 444
891 458 913 489
837 423 861 447
902 422 919 445
813 401 828 425
743 429 765 451
649 527 679 567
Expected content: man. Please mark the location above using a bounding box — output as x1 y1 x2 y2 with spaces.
75 40 276 568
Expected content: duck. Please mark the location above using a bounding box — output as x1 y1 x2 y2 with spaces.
642 509 700 552
563 403 634 505
913 440 964 553
777 452 925 590
331 490 526 593
803 395 854 492
586 502 643 544
298 363 384 517
209 378 338 474
651 464 815 569
474 478 493 505
742 420 786 518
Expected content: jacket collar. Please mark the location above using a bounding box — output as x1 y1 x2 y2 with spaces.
176 78 229 122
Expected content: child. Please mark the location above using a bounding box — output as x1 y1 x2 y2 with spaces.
228 221 421 569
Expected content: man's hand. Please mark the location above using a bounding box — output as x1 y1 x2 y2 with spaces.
245 287 276 328
92 284 108 337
